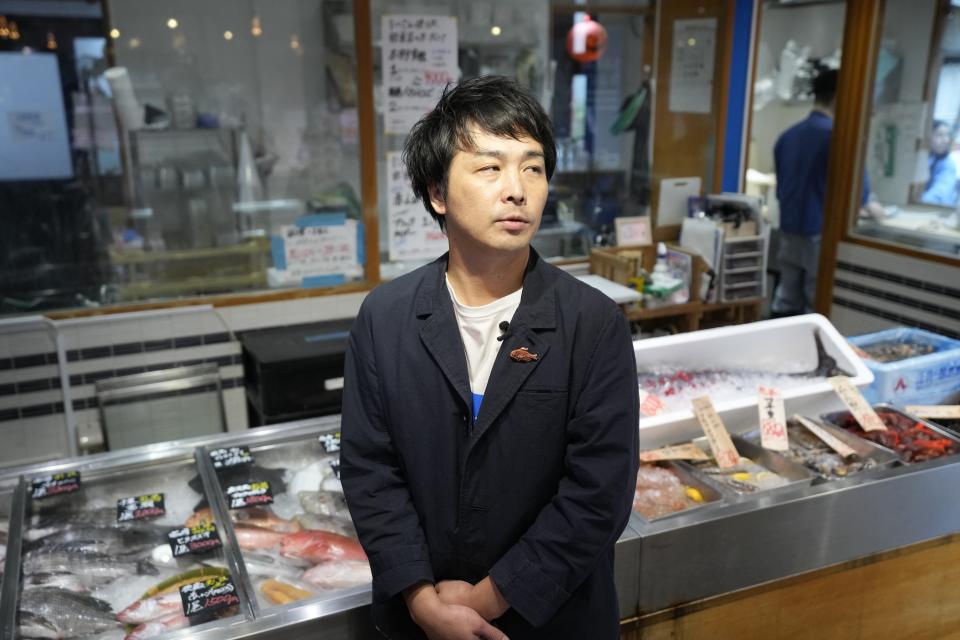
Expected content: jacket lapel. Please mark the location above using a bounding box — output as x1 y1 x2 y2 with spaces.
417 257 473 413
470 251 557 445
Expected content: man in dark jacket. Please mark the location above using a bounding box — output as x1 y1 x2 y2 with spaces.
341 76 640 640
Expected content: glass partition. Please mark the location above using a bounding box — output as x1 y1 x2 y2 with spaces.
0 1 364 314
854 0 960 259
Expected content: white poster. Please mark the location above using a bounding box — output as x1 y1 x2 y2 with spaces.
381 15 458 134
669 18 717 114
386 151 448 261
279 221 363 279
0 52 73 180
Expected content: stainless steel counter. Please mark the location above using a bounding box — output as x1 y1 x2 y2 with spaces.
2 413 958 638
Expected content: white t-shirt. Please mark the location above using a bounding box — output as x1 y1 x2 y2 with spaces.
446 275 522 422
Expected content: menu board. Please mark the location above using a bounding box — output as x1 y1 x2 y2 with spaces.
381 15 458 134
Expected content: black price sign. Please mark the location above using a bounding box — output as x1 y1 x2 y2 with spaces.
318 432 341 453
117 493 166 522
31 471 81 500
179 575 240 617
167 522 223 557
225 481 273 509
329 459 341 480
209 446 254 470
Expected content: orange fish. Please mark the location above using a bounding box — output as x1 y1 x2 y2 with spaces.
279 529 367 564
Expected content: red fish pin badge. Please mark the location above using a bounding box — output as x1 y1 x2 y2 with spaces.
509 347 538 362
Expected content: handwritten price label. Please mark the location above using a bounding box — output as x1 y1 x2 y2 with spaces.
639 443 711 462
117 493 165 522
829 377 887 432
638 390 666 417
31 471 80 500
691 396 740 470
905 405 960 420
793 415 857 460
757 386 789 452
180 575 239 617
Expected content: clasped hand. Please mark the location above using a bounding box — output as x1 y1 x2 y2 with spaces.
405 579 510 640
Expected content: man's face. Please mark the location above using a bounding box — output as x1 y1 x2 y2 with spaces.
932 125 951 156
429 127 548 258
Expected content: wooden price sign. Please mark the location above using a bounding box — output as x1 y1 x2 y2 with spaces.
828 376 887 432
793 415 857 460
691 396 740 470
757 386 789 452
905 405 960 420
639 443 711 463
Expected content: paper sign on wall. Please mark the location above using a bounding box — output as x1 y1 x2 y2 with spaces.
271 214 363 286
381 15 458 135
386 151 448 261
668 18 716 114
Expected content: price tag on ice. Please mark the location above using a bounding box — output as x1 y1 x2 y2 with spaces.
905 405 960 420
167 521 223 558
318 432 342 453
757 386 789 452
829 377 886 432
180 575 240 617
691 396 740 470
31 471 81 500
225 481 274 509
639 443 711 462
117 493 165 522
793 415 857 460
638 389 666 417
209 446 254 470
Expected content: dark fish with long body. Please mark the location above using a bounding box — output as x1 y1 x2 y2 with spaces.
19 587 119 637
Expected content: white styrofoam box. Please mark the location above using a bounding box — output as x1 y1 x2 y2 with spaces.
634 313 873 449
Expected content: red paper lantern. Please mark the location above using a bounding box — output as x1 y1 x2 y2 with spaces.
566 15 607 63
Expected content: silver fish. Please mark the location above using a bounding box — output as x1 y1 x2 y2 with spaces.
19 587 119 637
302 560 372 590
298 490 345 517
26 523 167 557
24 571 88 592
17 611 59 639
294 512 356 537
23 547 157 587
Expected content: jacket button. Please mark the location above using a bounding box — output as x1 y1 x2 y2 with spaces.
461 413 467 423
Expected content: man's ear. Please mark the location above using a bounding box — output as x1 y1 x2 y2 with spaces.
428 184 447 215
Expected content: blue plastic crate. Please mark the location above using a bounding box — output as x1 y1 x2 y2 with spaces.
847 328 960 406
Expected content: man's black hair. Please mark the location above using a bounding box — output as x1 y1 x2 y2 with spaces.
933 119 950 131
812 68 839 107
403 75 557 231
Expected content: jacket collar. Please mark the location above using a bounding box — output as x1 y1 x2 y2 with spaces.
414 247 557 330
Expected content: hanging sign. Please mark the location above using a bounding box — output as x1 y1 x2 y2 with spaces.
386 151 447 262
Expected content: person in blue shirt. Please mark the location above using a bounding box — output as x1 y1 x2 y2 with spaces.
771 68 882 316
920 120 958 206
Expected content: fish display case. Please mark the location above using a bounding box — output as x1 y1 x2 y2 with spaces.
0 417 642 640
626 398 960 616
1 444 254 640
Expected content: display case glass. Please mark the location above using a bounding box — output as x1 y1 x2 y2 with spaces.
14 454 247 639
203 432 370 612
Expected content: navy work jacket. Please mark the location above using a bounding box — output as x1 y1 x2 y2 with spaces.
341 249 640 639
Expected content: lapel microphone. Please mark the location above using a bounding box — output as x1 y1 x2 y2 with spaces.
496 320 511 341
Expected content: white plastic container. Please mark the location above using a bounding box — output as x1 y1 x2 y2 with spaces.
634 313 873 449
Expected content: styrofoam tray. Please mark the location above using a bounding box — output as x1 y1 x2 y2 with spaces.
634 313 873 449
